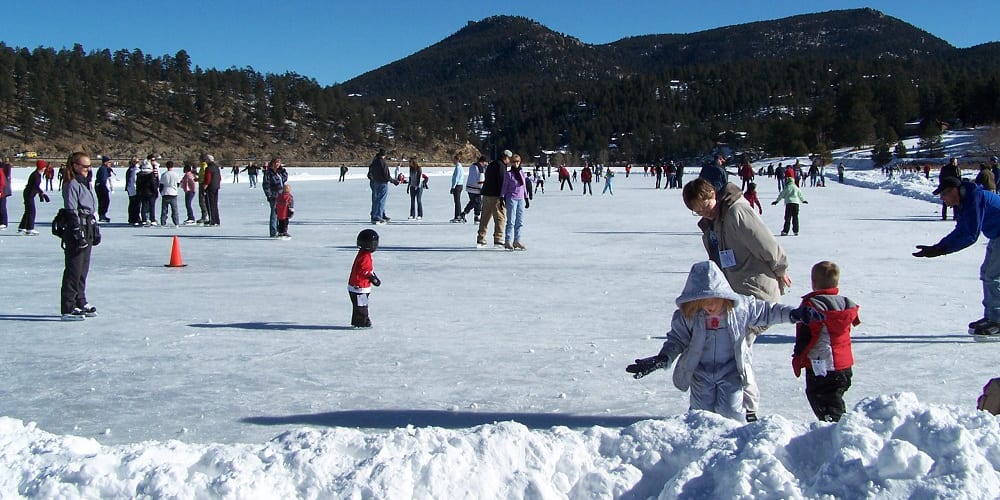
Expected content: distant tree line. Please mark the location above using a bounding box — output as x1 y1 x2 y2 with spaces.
1 41 999 163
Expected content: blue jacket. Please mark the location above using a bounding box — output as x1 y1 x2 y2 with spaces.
938 180 1000 253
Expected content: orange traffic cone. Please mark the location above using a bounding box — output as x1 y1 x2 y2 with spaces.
165 235 187 267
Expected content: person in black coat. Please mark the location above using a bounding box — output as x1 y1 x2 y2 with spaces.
18 160 50 234
204 154 222 226
940 157 962 220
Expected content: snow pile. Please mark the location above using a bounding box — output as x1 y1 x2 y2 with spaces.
1 393 996 498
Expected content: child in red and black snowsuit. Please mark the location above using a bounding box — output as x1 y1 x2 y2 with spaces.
274 184 294 238
348 229 381 328
744 182 762 215
792 261 861 422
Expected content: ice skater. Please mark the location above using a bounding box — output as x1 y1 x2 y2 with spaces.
348 229 382 328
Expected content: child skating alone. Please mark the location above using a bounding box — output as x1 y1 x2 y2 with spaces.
772 177 808 235
275 184 295 239
627 261 823 421
348 229 382 329
792 261 860 422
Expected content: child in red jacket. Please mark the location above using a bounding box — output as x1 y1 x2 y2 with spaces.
274 184 294 239
792 261 861 422
744 182 762 215
348 229 381 329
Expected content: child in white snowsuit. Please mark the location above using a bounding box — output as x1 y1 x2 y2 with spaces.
628 261 822 421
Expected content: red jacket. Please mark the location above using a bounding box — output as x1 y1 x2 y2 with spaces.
581 167 593 182
792 288 860 376
275 192 294 219
348 250 375 292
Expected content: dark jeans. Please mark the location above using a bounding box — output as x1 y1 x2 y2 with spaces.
96 185 110 221
61 243 92 314
805 367 852 422
582 181 592 195
18 194 36 231
160 195 179 226
277 218 290 234
0 196 8 225
782 203 800 235
184 191 196 221
349 291 371 328
139 195 155 223
559 178 573 191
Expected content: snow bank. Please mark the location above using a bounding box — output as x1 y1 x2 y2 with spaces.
1 394 996 499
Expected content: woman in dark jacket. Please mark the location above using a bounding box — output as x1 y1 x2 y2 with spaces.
407 156 424 220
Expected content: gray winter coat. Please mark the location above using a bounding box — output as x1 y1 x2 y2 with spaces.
657 261 795 394
697 183 788 302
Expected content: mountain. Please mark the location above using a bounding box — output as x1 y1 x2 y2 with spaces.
343 8 955 99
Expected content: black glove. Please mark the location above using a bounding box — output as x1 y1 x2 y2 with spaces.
40 193 50 203
802 200 809 204
71 228 89 249
771 201 778 205
525 198 530 209
92 229 101 246
790 306 825 323
626 355 669 379
913 244 946 258
288 208 294 219
369 273 381 287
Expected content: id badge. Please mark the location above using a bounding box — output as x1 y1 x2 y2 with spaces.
719 249 737 269
811 359 829 377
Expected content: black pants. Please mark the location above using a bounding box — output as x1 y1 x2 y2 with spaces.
462 192 482 218
805 367 852 422
128 195 140 224
96 185 110 221
349 291 371 327
782 203 800 235
206 189 220 225
0 196 7 225
582 182 592 195
560 178 573 191
942 202 955 220
61 243 92 314
451 185 464 218
277 218 289 234
18 194 36 231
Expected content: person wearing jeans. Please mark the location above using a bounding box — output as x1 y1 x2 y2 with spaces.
501 154 528 250
367 148 398 224
181 164 197 223
262 156 288 236
159 161 181 227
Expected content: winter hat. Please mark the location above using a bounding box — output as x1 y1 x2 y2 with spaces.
206 154 215 162
502 149 513 158
140 160 153 173
698 163 728 193
675 261 742 306
36 159 47 169
932 176 961 195
100 156 111 163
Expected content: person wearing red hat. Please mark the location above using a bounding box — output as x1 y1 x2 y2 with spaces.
17 160 50 235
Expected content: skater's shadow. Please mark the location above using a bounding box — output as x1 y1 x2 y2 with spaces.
331 245 477 253
576 231 701 236
188 322 356 331
853 216 943 222
241 409 659 430
135 234 275 241
851 334 972 344
0 314 65 322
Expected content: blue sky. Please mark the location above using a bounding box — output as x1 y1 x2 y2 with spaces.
6 1 998 86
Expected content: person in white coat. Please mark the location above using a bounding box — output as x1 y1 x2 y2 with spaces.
627 261 822 421
158 161 181 227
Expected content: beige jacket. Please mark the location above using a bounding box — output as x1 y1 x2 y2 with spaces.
696 183 788 302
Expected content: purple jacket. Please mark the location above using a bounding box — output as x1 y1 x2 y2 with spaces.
501 169 528 200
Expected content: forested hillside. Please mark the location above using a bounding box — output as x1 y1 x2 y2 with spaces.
2 8 999 165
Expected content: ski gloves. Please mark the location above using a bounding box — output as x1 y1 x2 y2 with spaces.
626 355 670 379
369 272 381 287
912 244 946 258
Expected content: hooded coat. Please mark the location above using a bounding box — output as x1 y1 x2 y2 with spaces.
697 183 788 302
656 262 795 406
